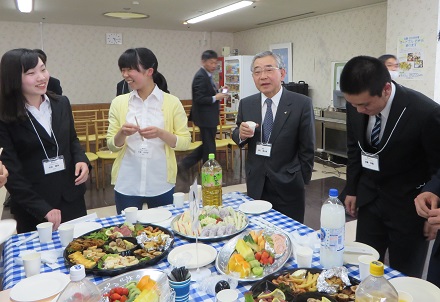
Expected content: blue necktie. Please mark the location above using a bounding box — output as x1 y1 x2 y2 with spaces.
263 99 274 142
371 113 381 147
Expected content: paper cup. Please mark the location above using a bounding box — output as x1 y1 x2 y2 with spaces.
295 246 313 267
358 255 377 281
124 207 138 224
245 121 256 136
22 252 41 277
58 224 74 247
36 222 53 244
173 192 185 208
398 290 413 302
169 276 191 302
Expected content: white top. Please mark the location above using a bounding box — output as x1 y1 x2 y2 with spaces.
25 95 52 136
115 85 173 196
366 82 396 144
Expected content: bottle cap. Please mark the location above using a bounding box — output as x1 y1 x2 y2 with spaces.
208 153 215 159
70 264 86 281
369 260 384 276
329 188 338 197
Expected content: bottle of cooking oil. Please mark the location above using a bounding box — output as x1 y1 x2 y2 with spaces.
201 153 222 206
355 261 398 302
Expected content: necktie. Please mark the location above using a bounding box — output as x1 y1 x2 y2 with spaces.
209 75 217 91
263 98 274 142
370 113 381 147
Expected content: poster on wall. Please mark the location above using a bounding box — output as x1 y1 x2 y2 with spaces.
397 35 425 80
269 43 293 83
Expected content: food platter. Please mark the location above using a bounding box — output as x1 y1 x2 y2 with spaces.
250 268 360 302
63 223 174 276
171 205 249 241
97 268 174 302
215 229 292 282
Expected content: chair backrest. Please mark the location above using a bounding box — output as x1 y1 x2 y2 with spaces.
99 108 109 120
72 109 99 122
74 119 94 152
93 118 110 151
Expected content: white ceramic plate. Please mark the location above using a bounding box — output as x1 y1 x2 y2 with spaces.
168 243 217 269
0 219 16 244
137 208 172 224
390 277 440 301
343 241 379 265
73 221 102 238
238 200 272 214
10 272 70 302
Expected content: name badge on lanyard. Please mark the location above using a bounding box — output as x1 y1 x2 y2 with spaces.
42 155 65 174
136 142 152 158
361 151 380 171
256 142 272 157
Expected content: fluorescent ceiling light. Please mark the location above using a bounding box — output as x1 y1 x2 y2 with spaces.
186 1 253 24
16 0 32 13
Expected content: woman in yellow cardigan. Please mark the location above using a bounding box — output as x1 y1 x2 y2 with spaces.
107 48 191 214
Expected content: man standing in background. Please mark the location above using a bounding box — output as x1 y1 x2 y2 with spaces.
179 50 228 171
232 51 315 223
34 49 63 95
341 55 440 277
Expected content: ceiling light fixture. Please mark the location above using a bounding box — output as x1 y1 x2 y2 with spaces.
16 0 32 13
103 12 149 20
186 1 253 24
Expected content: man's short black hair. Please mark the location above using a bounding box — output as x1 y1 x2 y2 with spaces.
340 55 391 97
201 50 218 61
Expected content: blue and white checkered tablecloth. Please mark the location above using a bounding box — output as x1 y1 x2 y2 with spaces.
1 192 404 301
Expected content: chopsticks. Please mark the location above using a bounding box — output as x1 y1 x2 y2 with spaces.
134 116 144 141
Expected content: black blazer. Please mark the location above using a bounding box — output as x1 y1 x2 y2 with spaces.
190 68 219 128
232 88 315 200
0 95 89 222
346 83 440 223
47 76 63 95
116 80 130 96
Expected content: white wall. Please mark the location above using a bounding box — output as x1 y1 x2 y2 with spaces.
233 3 387 108
0 21 233 104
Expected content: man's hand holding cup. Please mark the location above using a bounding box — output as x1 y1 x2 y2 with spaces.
240 121 258 140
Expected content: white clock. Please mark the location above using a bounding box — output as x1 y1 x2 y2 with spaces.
106 33 122 45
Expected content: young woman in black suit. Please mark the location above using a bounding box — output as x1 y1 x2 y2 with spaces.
0 48 90 233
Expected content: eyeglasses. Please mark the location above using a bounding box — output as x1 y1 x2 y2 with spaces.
386 63 399 68
252 66 280 76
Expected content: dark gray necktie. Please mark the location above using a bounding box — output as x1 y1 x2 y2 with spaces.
209 75 217 91
370 113 381 147
263 98 274 142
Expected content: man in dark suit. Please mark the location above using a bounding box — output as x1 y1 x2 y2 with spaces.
34 49 63 95
415 170 440 287
341 55 440 277
116 79 131 96
231 51 315 223
180 50 228 169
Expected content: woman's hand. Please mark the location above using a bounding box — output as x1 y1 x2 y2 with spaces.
0 161 8 187
138 126 162 139
114 123 140 147
74 162 89 185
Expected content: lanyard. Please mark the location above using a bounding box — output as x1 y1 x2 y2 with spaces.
26 111 60 160
358 107 406 156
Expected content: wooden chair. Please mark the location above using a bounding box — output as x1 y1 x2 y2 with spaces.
73 120 99 189
92 119 118 190
99 108 109 120
72 109 99 144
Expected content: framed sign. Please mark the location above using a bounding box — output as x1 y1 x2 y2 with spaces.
270 43 293 83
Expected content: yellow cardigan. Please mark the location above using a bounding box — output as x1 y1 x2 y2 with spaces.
107 93 191 185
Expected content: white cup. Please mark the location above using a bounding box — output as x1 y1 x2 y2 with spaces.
173 192 185 208
216 289 238 302
22 252 41 277
358 255 378 281
124 207 138 224
295 245 313 267
397 290 413 302
58 224 75 247
245 121 256 136
36 222 53 244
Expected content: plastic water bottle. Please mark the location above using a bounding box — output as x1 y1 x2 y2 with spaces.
56 264 101 302
201 153 222 206
355 261 398 302
320 188 345 268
